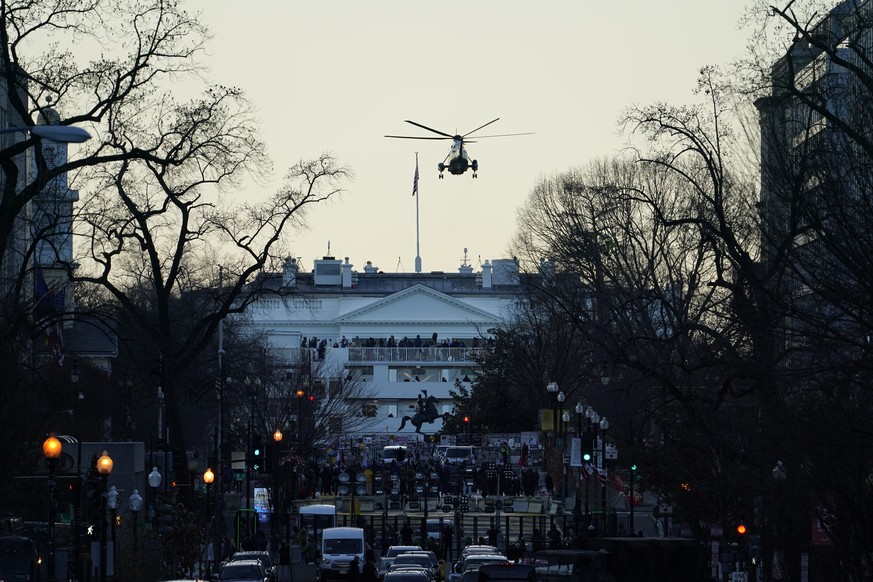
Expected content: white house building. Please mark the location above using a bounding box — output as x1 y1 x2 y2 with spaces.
242 254 524 439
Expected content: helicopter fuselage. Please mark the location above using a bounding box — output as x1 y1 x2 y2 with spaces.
444 137 472 175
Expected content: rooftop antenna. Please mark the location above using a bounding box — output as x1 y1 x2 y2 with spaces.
476 255 483 269
462 247 470 267
396 256 406 272
326 240 331 257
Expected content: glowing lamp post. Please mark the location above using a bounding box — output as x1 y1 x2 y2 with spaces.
203 468 215 577
43 435 62 582
96 451 113 582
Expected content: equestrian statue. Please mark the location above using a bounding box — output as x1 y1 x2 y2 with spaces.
398 390 446 434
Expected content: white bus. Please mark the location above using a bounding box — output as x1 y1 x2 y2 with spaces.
299 504 337 539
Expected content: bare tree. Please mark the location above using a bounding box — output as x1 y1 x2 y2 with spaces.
0 0 356 503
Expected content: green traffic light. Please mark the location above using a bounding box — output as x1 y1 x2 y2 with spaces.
254 448 261 456
631 463 637 471
582 453 592 462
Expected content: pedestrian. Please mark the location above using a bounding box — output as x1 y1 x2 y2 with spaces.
278 541 292 582
271 531 281 562
349 555 360 582
362 551 378 582
304 537 319 564
547 525 562 549
400 520 413 545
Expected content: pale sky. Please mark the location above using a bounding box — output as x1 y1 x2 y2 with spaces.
187 1 753 273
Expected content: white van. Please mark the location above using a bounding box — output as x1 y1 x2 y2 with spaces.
319 527 366 582
299 504 337 539
382 445 408 463
442 446 476 465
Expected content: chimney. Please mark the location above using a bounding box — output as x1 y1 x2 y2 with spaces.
342 257 353 288
481 260 493 289
282 256 299 288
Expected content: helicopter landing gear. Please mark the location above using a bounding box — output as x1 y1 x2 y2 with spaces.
471 159 478 178
438 162 446 178
439 173 444 179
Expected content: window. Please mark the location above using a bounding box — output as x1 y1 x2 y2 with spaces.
362 403 378 417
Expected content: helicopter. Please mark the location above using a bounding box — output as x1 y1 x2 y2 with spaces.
385 118 532 178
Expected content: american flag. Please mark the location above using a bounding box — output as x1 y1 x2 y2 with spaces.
412 156 419 196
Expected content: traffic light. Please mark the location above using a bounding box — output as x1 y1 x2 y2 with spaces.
295 389 305 399
251 435 263 473
736 522 747 536
581 436 593 463
158 502 174 535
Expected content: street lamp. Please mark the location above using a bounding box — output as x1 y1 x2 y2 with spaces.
42 435 62 582
203 468 215 578
148 466 162 534
96 451 113 582
128 490 143 552
0 124 92 143
546 382 560 490
561 410 570 506
106 486 118 573
70 362 83 405
599 416 609 531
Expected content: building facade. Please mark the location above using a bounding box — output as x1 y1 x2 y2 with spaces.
240 254 524 438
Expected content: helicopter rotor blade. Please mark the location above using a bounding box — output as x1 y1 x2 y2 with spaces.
385 135 451 140
403 120 455 138
463 118 501 137
467 132 535 139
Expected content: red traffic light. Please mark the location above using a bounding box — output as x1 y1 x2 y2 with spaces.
309 394 315 402
736 523 747 535
463 416 470 423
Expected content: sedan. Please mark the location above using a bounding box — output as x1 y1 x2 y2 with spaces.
384 570 432 582
219 559 270 582
393 553 439 581
378 557 396 581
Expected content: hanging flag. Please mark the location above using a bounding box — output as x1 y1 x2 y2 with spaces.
412 155 419 196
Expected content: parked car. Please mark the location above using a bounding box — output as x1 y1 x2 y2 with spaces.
383 569 432 582
402 551 440 580
393 553 439 581
459 545 499 560
476 563 536 582
386 545 423 558
377 557 396 581
448 554 507 582
219 559 270 582
227 551 276 582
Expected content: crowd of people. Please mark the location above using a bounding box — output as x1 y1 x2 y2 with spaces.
288 455 543 502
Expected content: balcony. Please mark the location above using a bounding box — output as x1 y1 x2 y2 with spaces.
347 346 485 364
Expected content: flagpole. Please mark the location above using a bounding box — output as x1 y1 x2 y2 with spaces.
414 152 422 273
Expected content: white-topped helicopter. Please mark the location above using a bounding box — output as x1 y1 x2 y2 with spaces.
385 118 533 178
